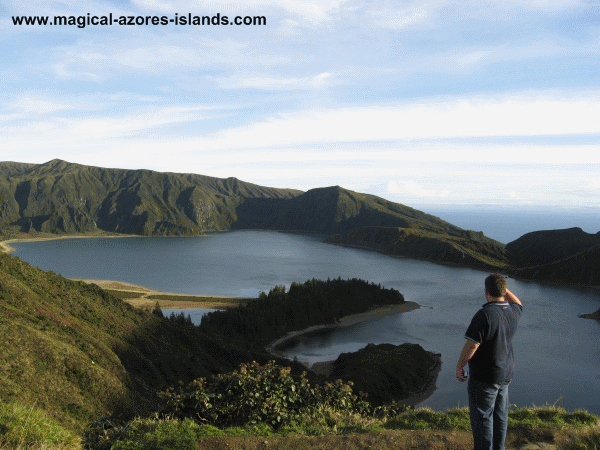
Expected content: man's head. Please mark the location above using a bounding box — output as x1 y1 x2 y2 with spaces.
485 273 507 299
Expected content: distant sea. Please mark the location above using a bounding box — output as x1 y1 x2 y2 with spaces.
415 205 600 244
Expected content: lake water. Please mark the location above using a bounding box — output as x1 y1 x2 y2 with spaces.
10 229 600 414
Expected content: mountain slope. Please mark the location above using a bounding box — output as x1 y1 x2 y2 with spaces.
0 160 480 238
234 185 477 235
0 159 301 236
506 227 600 267
506 228 600 287
0 251 276 432
326 226 508 270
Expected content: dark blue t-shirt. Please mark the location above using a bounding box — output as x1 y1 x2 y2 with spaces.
465 301 522 384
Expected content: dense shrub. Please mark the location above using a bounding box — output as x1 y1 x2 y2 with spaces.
156 361 370 429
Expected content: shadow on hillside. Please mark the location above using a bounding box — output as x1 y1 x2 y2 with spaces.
112 316 303 416
231 197 413 234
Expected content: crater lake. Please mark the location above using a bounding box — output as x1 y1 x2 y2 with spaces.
10 230 600 414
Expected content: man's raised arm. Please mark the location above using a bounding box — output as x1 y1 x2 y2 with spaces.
505 288 522 306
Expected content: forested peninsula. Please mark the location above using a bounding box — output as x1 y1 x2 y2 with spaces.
0 251 442 448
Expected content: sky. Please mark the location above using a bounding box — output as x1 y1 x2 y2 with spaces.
2 0 600 208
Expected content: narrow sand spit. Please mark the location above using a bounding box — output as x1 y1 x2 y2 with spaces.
265 301 420 374
0 234 136 254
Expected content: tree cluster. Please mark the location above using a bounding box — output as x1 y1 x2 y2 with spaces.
199 277 404 346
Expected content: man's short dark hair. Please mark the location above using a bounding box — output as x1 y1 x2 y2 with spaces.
485 273 507 298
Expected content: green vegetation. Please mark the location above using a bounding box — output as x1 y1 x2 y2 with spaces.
330 343 441 406
327 226 508 271
199 278 404 346
0 159 504 265
147 294 249 305
157 361 371 429
0 159 300 236
0 401 80 450
0 250 598 449
106 290 146 299
83 360 599 450
0 251 287 446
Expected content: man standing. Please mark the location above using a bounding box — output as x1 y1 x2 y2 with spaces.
456 273 523 450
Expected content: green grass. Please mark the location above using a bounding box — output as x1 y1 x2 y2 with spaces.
558 425 600 450
385 407 472 431
147 294 249 304
84 405 599 450
509 404 598 431
0 401 80 450
105 290 146 299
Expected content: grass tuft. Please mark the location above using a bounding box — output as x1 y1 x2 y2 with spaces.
557 424 600 450
0 401 80 450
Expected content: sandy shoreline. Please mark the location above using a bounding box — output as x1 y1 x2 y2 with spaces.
0 234 135 254
0 240 17 253
265 301 420 374
0 235 245 309
75 279 249 309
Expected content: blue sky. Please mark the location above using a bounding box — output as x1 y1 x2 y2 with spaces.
2 0 600 207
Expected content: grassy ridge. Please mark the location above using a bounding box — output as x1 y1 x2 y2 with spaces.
326 226 508 270
0 159 300 236
0 252 145 430
0 252 284 444
0 159 499 247
85 360 599 450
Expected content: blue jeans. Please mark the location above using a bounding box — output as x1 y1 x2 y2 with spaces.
468 377 510 450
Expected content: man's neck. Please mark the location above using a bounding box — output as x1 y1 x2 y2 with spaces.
486 296 505 303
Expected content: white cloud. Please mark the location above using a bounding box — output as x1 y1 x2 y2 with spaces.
492 0 582 10
106 40 290 72
186 91 600 151
53 63 103 82
365 5 429 29
130 0 346 21
8 97 75 115
387 180 450 198
586 179 600 189
215 72 332 89
445 50 496 71
0 105 213 141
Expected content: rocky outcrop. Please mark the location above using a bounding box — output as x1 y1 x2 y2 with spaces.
329 343 441 406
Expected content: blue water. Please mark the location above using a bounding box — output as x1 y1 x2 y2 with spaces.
162 308 220 324
9 208 600 414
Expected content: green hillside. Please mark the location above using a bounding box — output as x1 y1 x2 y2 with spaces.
327 226 509 270
0 160 488 239
0 251 280 445
233 185 470 234
0 159 301 236
506 227 600 267
507 231 600 287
